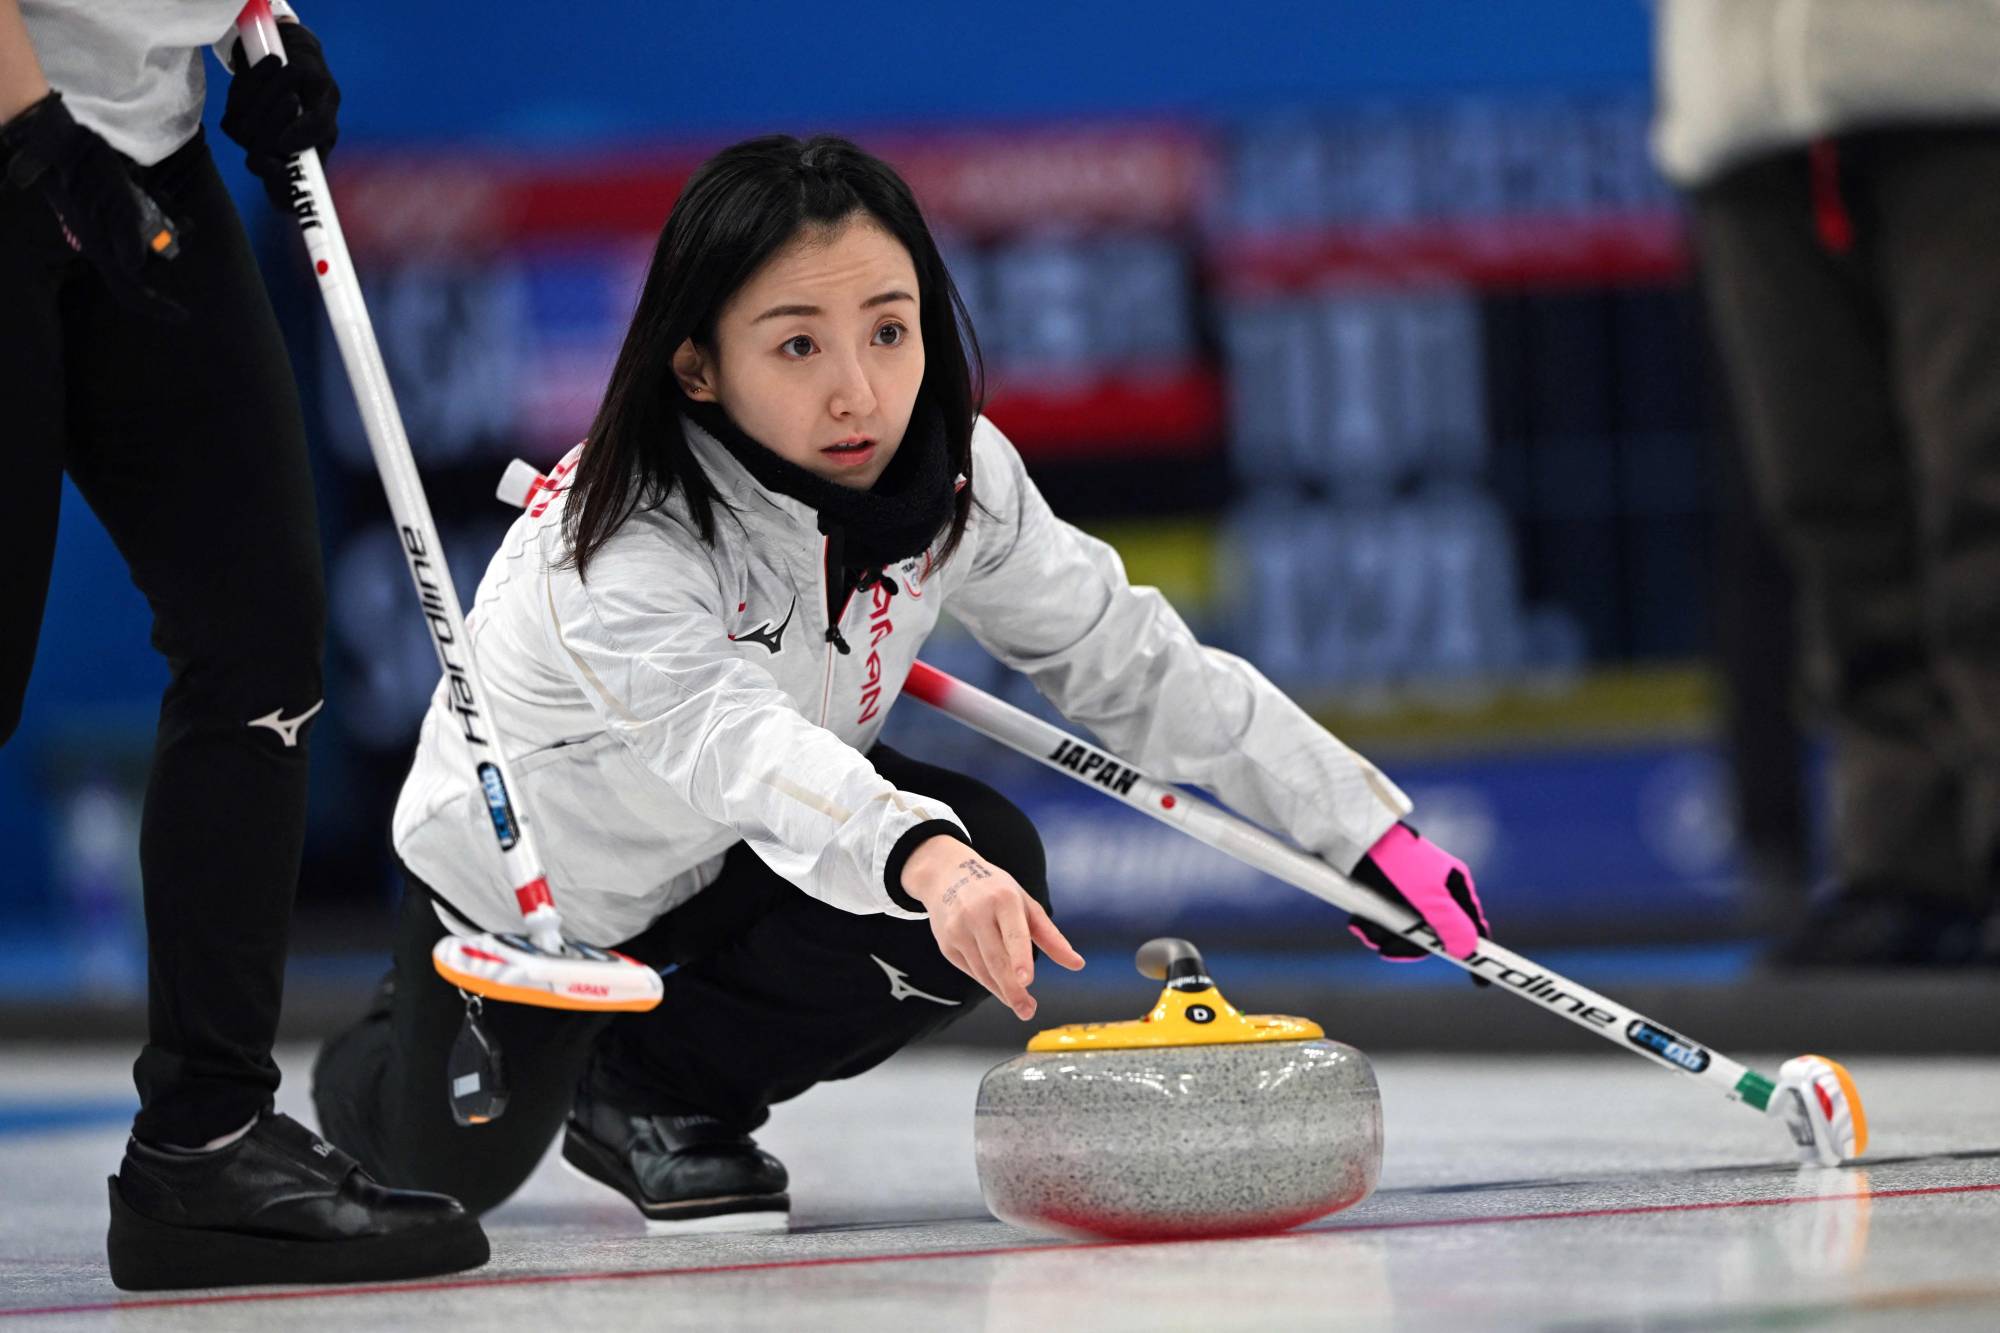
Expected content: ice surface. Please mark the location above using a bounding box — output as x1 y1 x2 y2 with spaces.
3 1045 1997 1330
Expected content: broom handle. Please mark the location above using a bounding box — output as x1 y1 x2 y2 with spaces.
234 0 566 945
901 661 1777 1113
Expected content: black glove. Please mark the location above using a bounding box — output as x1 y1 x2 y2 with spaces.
0 91 186 322
223 20 340 211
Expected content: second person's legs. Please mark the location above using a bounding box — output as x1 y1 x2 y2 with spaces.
55 135 488 1288
1696 150 1968 955
59 137 327 1144
1870 125 2000 942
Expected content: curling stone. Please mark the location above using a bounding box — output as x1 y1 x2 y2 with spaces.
974 938 1381 1241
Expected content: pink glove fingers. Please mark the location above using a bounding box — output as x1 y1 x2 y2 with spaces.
1364 823 1482 959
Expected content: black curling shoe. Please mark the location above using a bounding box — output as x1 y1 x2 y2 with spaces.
562 1085 789 1233
107 1112 488 1290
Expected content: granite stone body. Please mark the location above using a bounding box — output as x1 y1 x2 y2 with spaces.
974 1038 1382 1240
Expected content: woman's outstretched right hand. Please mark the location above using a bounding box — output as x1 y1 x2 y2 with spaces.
900 835 1084 1020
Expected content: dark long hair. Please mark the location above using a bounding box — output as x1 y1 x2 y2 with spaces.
561 134 984 576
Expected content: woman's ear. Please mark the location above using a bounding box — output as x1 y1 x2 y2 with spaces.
672 339 717 401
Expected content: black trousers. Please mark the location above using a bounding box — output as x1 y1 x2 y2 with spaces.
1695 126 2000 911
0 132 326 1145
318 745 1047 1214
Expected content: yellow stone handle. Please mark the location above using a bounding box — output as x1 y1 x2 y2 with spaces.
1026 938 1325 1051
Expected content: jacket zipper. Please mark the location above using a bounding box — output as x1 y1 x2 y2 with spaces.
818 534 856 727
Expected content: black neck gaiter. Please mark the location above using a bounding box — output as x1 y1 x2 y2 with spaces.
684 394 956 575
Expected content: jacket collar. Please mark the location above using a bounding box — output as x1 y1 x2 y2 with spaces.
679 405 958 577
681 415 820 533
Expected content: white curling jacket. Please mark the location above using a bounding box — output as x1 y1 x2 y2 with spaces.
1653 0 2000 187
392 415 1411 945
20 0 297 167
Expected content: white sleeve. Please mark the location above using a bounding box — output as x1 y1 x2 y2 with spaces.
542 526 962 918
946 420 1410 874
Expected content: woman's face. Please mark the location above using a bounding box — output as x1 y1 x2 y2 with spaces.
675 214 925 490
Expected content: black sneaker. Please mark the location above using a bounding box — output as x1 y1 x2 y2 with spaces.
561 1084 789 1233
107 1112 488 1291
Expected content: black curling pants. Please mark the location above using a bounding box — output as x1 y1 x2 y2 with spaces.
0 131 326 1146
315 745 1048 1215
1695 126 2000 913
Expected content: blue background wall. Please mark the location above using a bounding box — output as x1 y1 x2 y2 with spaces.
323 2 1652 146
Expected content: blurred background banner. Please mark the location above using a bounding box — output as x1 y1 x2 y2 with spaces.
7 1 1774 997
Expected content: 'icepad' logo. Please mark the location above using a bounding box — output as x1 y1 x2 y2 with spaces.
479 762 519 851
1626 1019 1710 1073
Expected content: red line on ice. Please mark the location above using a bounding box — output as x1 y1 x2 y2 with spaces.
6 1181 1996 1319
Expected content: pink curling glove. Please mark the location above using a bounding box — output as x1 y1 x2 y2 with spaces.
1347 823 1490 962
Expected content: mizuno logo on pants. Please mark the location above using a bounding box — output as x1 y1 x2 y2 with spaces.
870 954 959 1006
247 699 324 748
